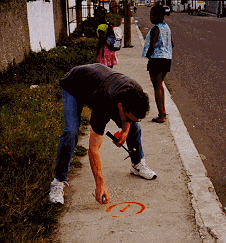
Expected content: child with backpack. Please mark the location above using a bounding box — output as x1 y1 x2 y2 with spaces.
95 7 118 68
142 4 174 123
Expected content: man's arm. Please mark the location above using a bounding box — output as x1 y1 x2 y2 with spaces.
88 128 109 204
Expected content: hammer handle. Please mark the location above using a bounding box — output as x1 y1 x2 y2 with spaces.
106 131 130 153
106 131 118 143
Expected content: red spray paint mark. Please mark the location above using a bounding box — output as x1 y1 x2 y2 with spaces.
120 204 131 212
106 202 146 217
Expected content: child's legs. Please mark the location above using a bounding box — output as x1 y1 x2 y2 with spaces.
54 88 83 181
149 71 166 116
160 71 167 114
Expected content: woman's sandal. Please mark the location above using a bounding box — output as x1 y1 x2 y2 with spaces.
152 117 165 123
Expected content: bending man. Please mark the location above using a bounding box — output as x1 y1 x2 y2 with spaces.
49 63 157 205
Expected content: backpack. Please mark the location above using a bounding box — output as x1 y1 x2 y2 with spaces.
106 25 123 51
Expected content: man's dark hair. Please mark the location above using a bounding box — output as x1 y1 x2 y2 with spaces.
151 4 165 20
116 89 150 119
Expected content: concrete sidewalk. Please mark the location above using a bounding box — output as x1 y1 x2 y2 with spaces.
56 21 226 243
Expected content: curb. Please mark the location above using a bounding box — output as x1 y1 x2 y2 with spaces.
134 20 226 243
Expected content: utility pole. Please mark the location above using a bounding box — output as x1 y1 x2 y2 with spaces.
217 0 221 18
76 0 82 29
223 0 225 17
124 0 132 48
87 0 91 17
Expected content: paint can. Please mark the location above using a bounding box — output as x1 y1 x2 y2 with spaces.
92 189 107 204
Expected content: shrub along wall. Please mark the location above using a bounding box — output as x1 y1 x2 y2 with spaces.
0 38 97 87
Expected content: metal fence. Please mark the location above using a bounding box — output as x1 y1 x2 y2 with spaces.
67 1 99 34
68 4 96 24
67 1 126 34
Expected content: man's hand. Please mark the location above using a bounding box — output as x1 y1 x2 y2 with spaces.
115 132 128 147
115 121 131 147
95 184 110 204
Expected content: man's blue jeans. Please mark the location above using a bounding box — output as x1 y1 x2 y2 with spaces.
54 88 144 182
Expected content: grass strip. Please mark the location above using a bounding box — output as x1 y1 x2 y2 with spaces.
0 41 94 242
0 82 91 242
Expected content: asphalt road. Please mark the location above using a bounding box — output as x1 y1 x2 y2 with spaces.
134 6 226 208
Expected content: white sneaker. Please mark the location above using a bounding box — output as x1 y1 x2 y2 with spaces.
131 159 157 180
49 178 66 204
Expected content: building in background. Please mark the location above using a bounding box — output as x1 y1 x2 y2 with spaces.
99 0 111 12
205 0 226 15
143 1 206 11
171 1 205 11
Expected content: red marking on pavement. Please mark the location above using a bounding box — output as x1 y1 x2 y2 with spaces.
120 204 131 212
106 202 146 217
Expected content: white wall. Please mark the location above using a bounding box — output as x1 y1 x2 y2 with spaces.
27 0 56 52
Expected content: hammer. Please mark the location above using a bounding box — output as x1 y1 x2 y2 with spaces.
106 131 136 160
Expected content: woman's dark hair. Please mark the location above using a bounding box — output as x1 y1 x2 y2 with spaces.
116 89 150 119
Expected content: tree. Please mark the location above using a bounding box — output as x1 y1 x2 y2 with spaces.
76 0 83 29
124 0 132 47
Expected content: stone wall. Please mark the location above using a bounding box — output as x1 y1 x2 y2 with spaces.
0 0 30 70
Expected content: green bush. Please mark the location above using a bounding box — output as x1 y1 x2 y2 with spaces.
71 12 123 38
0 38 98 87
71 17 98 38
106 12 123 27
